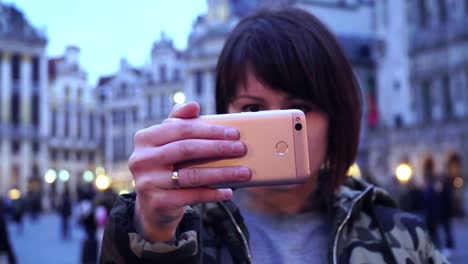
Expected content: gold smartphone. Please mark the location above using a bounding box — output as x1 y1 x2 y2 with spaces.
188 109 310 188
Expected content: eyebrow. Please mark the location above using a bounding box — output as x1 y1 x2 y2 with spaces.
232 95 266 102
233 95 309 103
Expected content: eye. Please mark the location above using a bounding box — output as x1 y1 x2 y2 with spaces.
289 104 314 113
241 104 263 112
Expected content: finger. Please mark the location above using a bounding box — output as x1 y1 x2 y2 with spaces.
171 166 251 189
130 139 246 172
152 188 233 210
159 139 246 165
134 121 240 147
169 102 200 119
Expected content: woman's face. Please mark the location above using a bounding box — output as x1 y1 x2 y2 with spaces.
228 71 329 181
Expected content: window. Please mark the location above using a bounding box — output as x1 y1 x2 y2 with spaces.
418 0 428 28
50 149 58 160
112 111 124 126
77 111 82 139
147 96 153 118
194 71 203 96
88 152 95 163
32 93 40 128
159 65 167 83
89 112 95 139
160 94 166 116
12 141 20 154
11 53 21 81
438 0 447 23
382 0 388 27
32 56 40 83
11 92 20 125
421 80 432 122
33 141 40 154
442 75 453 119
64 110 70 137
173 68 181 81
112 136 126 161
51 109 57 137
132 108 138 122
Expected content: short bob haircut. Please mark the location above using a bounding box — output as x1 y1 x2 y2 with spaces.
215 8 362 204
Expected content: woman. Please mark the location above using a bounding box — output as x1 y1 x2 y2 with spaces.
101 8 447 263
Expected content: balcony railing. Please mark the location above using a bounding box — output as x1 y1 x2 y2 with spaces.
410 18 468 54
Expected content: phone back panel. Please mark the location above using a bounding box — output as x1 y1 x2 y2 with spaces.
192 110 310 187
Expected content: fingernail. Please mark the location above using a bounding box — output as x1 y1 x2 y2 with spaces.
236 167 251 180
231 142 245 154
219 189 233 200
224 128 239 139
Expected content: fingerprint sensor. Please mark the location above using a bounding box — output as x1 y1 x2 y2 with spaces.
276 141 288 155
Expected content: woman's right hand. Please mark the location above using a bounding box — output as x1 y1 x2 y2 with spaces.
129 102 251 243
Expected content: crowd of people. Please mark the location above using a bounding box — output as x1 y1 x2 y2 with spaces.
0 183 118 264
400 173 459 259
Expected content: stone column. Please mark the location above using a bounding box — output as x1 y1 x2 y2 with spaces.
105 112 113 171
20 54 32 125
0 53 12 193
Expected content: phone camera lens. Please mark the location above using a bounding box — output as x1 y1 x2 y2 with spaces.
295 123 302 131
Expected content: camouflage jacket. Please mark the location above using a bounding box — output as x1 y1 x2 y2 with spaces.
100 178 449 264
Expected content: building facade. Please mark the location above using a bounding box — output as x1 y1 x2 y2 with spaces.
97 34 185 191
47 46 102 197
366 0 468 211
0 3 48 197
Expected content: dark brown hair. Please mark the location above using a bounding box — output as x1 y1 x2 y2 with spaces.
215 8 362 203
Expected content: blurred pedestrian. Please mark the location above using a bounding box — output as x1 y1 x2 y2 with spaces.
0 196 17 264
59 185 73 240
79 198 97 264
439 174 455 257
423 172 455 258
400 179 425 219
10 195 25 234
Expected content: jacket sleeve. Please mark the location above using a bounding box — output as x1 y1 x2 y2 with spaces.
100 193 201 264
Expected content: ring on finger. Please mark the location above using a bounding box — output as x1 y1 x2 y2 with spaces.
171 170 181 189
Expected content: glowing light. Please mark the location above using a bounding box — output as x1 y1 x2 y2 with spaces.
59 170 70 182
8 189 21 200
347 163 362 179
132 180 135 187
96 175 111 191
83 170 94 183
95 166 106 176
119 189 130 195
454 177 464 189
395 163 413 183
173 91 186 104
44 169 57 184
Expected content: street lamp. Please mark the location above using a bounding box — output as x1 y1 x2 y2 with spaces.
95 166 106 176
83 170 94 183
8 188 21 200
59 169 70 182
395 163 413 184
173 91 186 104
96 174 111 191
44 169 57 184
347 163 362 179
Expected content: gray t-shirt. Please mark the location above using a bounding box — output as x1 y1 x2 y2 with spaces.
228 194 330 264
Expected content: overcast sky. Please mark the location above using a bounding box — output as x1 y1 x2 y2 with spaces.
3 0 207 84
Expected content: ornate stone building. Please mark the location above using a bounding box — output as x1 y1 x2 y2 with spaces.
366 0 468 210
0 3 48 196
47 46 102 195
97 34 185 190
